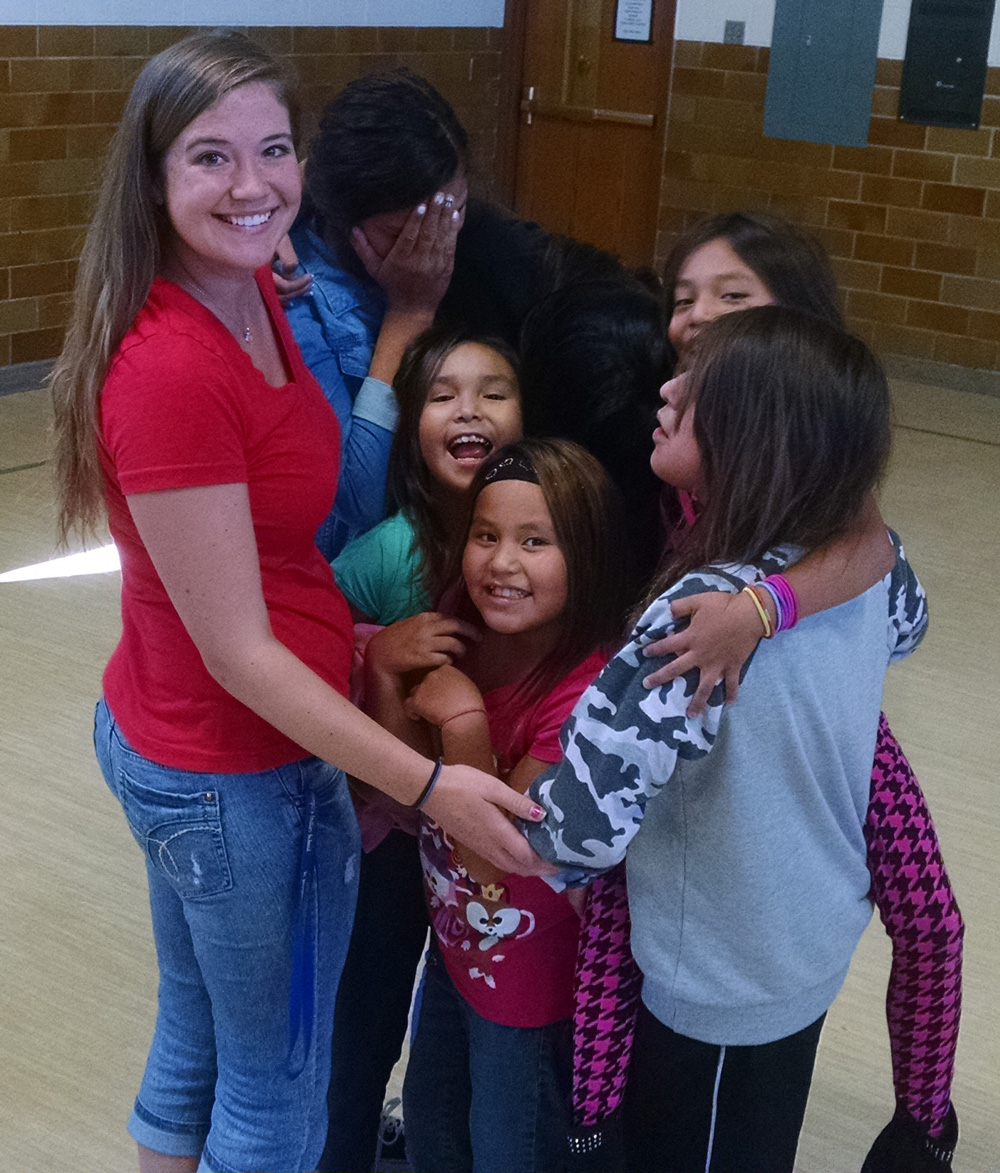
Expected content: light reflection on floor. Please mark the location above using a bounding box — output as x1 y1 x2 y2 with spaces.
0 543 120 582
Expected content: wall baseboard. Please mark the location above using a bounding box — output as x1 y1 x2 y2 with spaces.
1 361 53 398
882 354 1000 400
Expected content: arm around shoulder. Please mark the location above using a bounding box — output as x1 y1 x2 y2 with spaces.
886 528 928 661
525 583 729 874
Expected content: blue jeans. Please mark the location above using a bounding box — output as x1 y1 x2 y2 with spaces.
402 942 572 1173
94 699 361 1173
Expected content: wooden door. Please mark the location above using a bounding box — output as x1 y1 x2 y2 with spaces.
512 0 675 270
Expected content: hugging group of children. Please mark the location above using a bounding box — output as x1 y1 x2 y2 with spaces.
321 212 964 1173
57 36 964 1173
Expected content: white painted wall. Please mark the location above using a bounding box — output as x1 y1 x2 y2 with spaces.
0 0 504 27
674 0 1000 65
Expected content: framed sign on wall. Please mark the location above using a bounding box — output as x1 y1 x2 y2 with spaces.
614 0 654 43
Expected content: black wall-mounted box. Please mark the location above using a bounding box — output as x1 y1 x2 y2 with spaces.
898 0 997 128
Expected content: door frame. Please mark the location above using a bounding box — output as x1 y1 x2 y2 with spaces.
495 0 530 208
494 0 676 235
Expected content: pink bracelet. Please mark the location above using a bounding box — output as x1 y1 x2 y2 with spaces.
759 573 799 632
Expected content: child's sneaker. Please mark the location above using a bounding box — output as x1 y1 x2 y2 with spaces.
373 1097 412 1173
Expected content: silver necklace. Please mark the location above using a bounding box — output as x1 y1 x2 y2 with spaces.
176 272 255 345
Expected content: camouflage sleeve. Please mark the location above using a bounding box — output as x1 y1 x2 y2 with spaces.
886 529 928 663
524 570 742 877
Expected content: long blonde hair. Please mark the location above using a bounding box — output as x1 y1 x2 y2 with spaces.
50 30 295 543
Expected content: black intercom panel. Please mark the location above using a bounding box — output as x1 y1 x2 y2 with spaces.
899 0 997 128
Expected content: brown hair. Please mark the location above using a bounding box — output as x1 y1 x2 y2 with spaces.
645 306 891 606
51 30 296 543
661 211 844 366
465 437 632 706
389 326 522 603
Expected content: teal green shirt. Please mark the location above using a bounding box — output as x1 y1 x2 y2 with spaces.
331 512 431 624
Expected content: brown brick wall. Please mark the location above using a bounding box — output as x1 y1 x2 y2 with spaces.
0 25 505 368
657 41 1000 373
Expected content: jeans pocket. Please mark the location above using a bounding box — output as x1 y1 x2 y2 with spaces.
117 765 233 900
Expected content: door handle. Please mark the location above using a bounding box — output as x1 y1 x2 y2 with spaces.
520 85 536 125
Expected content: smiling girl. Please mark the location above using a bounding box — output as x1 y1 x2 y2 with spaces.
321 327 525 1169
364 438 631 1172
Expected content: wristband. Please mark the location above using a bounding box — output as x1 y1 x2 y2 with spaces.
440 708 487 727
741 584 773 639
412 758 444 809
756 579 786 632
761 572 799 631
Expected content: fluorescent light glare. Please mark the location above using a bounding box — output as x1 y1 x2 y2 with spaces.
0 543 121 582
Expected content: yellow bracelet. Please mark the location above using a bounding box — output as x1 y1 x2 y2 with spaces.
741 584 774 639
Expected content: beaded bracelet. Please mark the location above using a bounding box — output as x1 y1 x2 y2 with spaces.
411 757 444 809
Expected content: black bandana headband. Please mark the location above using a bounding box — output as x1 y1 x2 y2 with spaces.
482 452 539 486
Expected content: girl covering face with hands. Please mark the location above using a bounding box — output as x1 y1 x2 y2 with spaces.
277 68 469 560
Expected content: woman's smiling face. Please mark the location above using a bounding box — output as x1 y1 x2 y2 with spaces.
160 81 300 277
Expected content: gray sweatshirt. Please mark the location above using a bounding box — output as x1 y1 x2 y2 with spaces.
526 533 927 1046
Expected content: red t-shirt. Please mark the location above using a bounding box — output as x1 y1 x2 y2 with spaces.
99 272 353 772
419 650 609 1027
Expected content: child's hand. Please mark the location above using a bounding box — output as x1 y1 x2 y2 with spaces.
271 235 312 303
405 664 484 729
351 190 463 315
642 589 764 715
366 613 479 679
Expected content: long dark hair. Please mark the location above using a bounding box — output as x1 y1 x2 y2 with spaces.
648 306 891 602
304 67 468 262
519 277 669 587
465 438 631 706
389 326 521 603
662 211 843 364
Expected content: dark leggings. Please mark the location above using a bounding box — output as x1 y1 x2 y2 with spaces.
317 830 429 1173
623 1004 825 1173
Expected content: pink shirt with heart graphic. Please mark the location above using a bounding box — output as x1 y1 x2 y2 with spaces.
418 650 607 1028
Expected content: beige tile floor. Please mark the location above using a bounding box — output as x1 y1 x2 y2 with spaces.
1 379 997 1172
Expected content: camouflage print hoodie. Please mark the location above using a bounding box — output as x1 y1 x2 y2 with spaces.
526 531 927 1047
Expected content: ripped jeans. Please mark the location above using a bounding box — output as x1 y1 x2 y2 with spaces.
94 698 361 1173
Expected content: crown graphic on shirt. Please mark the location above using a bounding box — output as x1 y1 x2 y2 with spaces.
480 883 505 903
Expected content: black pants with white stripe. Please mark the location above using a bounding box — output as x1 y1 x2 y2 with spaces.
623 1003 826 1173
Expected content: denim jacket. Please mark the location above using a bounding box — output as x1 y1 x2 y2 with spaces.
285 224 396 560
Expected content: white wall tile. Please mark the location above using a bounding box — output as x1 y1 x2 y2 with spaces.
674 0 1000 65
106 0 154 26
16 0 504 25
